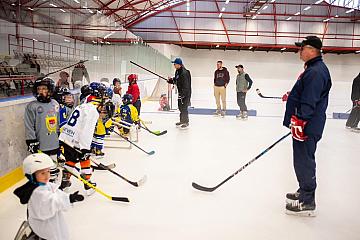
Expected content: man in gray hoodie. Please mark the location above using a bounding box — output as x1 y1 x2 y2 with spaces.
235 64 253 119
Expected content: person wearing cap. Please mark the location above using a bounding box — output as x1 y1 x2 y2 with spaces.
167 58 192 129
213 60 230 117
235 64 253 120
283 36 332 216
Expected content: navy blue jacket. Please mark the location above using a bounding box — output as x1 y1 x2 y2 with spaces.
283 56 332 137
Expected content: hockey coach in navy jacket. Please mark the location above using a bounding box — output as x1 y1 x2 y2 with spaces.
283 36 332 216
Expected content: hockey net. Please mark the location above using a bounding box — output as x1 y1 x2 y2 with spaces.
147 78 172 101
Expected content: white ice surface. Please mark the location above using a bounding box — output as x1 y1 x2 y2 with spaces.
1 79 359 240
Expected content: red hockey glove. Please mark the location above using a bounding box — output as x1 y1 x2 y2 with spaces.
282 91 290 102
354 99 360 107
290 115 308 142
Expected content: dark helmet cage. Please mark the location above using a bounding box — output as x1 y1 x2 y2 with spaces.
54 87 72 105
122 93 133 105
32 77 55 98
89 82 107 99
105 87 114 99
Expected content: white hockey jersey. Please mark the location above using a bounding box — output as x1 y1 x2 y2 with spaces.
28 182 72 240
59 102 99 150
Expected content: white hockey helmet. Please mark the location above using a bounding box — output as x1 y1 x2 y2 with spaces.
23 153 55 175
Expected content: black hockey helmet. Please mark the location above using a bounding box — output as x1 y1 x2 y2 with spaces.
122 93 133 105
53 87 73 107
32 77 55 103
89 82 107 99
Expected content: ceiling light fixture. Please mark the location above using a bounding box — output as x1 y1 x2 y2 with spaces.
294 12 300 15
281 47 286 51
218 13 223 18
225 0 230 4
286 16 292 20
345 9 354 13
49 3 57 7
262 5 268 10
315 0 323 4
60 9 66 12
304 6 311 11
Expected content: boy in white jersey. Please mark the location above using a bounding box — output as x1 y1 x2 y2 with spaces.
59 82 108 193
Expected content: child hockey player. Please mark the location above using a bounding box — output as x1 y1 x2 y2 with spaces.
24 77 60 183
13 153 84 240
114 93 139 137
158 93 170 111
59 82 108 193
53 87 74 131
126 74 141 115
91 87 115 156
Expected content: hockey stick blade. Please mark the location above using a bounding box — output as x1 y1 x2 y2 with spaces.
112 197 130 202
191 132 291 192
256 88 282 99
112 130 155 155
155 130 167 136
192 182 217 192
97 162 147 187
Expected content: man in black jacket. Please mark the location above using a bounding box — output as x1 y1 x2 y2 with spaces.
168 58 192 129
345 73 360 131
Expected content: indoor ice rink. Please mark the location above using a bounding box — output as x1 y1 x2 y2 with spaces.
0 0 359 239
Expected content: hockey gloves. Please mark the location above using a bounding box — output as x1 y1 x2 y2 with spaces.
282 91 290 102
354 99 360 107
290 115 308 142
26 140 40 154
69 191 84 203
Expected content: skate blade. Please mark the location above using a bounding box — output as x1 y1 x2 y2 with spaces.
285 209 316 217
85 188 96 196
285 198 298 205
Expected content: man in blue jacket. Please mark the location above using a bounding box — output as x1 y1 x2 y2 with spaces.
283 36 332 216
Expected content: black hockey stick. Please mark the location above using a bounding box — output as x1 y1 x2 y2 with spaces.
130 61 168 81
192 132 291 192
256 88 282 99
40 60 89 79
112 130 155 155
90 159 147 187
63 167 129 202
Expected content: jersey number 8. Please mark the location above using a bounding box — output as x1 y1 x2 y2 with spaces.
68 110 80 127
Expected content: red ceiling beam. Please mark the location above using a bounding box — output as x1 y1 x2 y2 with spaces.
140 40 360 51
104 0 150 16
170 11 183 42
125 0 188 28
91 0 127 25
129 29 360 41
214 0 230 43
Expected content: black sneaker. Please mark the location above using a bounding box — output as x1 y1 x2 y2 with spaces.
180 123 189 130
286 190 300 204
285 200 316 217
175 122 183 127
